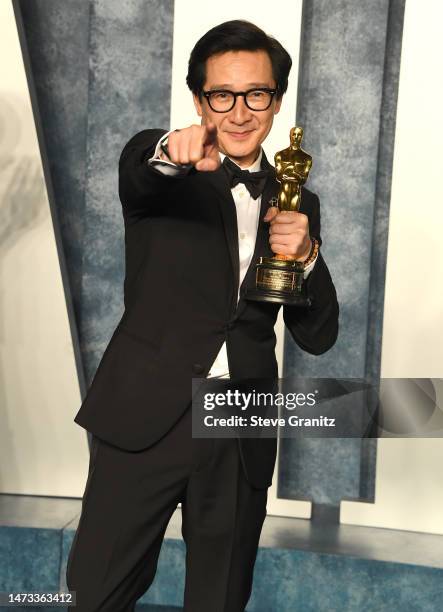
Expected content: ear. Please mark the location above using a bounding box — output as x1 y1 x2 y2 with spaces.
274 96 283 115
193 94 203 117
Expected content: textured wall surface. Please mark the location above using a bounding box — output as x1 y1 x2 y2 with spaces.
82 0 174 382
280 0 405 507
18 0 91 390
19 0 174 385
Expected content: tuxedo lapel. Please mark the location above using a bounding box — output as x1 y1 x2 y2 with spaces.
248 152 279 268
197 150 279 319
198 167 240 301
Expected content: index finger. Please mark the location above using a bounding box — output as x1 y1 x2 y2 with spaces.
204 123 218 145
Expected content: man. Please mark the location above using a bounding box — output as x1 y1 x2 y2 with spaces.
66 20 338 612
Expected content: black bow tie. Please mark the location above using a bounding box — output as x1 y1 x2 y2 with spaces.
222 156 269 200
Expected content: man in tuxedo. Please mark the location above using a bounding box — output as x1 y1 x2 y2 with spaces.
66 20 338 612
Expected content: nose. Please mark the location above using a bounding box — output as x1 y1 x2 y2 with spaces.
231 95 253 124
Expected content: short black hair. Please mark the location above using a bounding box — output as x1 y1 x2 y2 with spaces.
186 20 292 100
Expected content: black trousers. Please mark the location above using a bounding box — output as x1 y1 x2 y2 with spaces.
66 405 268 611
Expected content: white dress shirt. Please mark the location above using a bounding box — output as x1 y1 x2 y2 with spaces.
148 131 317 378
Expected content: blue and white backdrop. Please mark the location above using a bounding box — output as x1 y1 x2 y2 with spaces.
1 0 442 535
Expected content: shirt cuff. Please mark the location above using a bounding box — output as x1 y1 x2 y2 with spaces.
147 129 193 177
303 253 318 279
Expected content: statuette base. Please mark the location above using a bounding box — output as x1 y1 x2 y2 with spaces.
245 256 311 306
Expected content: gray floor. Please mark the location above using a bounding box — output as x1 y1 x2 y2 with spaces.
1 493 443 569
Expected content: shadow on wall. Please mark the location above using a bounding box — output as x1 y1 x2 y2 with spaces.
0 92 47 490
0 94 47 253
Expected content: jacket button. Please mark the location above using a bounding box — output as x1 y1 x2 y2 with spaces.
192 363 205 375
225 321 235 331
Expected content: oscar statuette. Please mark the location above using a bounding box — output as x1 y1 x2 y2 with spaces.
245 126 316 306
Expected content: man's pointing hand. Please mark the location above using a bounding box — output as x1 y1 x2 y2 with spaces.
166 123 220 171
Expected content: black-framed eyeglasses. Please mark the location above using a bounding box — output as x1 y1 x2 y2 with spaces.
202 88 277 112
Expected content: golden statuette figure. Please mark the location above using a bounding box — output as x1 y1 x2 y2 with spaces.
275 126 312 214
245 126 314 306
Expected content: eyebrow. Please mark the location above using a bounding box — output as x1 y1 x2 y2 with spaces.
207 82 273 90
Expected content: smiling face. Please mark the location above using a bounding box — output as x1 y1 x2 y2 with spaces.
193 50 282 168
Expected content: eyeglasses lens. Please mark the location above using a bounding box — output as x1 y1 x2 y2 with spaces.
208 90 273 112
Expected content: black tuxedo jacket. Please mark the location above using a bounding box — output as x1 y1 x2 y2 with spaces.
74 129 339 489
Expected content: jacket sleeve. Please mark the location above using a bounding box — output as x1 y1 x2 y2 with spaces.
118 128 175 222
283 192 339 355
